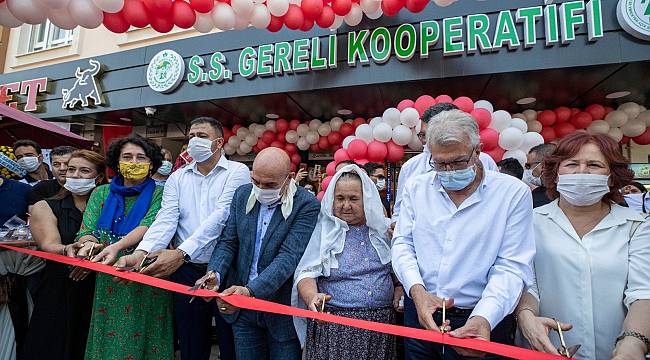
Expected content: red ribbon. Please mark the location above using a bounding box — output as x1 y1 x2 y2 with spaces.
1 244 569 360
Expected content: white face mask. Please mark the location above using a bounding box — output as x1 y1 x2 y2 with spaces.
17 156 41 172
523 169 542 187
187 137 216 163
557 174 610 206
375 178 386 191
252 176 288 205
157 160 173 176
64 177 97 195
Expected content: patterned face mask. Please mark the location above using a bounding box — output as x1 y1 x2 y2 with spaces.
119 162 150 181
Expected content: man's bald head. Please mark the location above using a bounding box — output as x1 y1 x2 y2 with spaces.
252 147 292 189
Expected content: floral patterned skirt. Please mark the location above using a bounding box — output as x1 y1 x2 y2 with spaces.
304 306 396 360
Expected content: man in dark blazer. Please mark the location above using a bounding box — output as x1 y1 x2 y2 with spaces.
203 147 320 360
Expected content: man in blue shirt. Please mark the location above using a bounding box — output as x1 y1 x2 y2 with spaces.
0 176 32 226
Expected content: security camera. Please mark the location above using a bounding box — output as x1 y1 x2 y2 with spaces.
144 107 157 117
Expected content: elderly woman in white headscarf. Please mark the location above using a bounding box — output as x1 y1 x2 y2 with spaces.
292 164 400 360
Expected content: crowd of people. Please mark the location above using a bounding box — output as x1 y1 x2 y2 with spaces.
0 103 649 360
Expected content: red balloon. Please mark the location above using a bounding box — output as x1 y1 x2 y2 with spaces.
276 132 287 143
570 108 580 116
540 127 557 142
123 0 150 27
223 128 232 142
485 147 505 163
322 175 333 191
397 99 414 111
275 119 289 133
301 18 314 31
318 136 330 150
289 119 301 130
267 15 284 32
405 0 427 13
285 143 298 155
252 145 260 153
339 123 354 137
270 141 284 148
231 124 242 133
331 0 351 16
538 110 557 127
334 148 350 163
327 131 342 146
414 95 436 116
471 108 491 130
171 0 196 28
103 11 130 33
453 96 474 113
435 94 453 104
326 161 336 176
262 130 276 144
301 0 323 20
585 104 606 120
316 191 325 201
256 139 269 151
347 139 368 160
381 0 403 16
604 106 614 115
480 128 499 151
190 0 214 13
290 153 302 165
555 122 577 138
352 117 366 128
283 4 304 30
331 145 342 153
150 14 174 32
310 143 321 152
570 112 593 129
316 5 335 28
367 140 388 162
633 128 650 145
143 0 172 14
386 140 405 162
621 136 630 145
554 107 572 123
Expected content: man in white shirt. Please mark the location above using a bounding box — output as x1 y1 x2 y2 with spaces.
392 110 535 359
115 117 250 360
392 103 498 222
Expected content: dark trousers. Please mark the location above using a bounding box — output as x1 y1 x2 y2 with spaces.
231 309 301 360
170 263 235 360
404 296 515 360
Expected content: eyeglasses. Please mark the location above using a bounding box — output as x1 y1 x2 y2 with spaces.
525 162 541 170
417 132 426 140
429 149 475 171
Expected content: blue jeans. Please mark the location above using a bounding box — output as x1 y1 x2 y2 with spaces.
232 309 302 360
403 296 514 360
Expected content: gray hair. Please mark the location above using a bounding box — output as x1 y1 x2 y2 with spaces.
425 109 480 147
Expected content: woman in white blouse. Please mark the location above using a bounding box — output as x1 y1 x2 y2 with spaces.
515 132 650 360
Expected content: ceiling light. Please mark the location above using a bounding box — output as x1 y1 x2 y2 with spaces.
606 91 631 99
265 113 279 119
337 109 352 115
516 97 537 105
119 117 132 122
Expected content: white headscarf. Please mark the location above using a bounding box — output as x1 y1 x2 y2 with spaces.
291 164 391 346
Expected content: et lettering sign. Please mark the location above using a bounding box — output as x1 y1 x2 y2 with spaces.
0 78 49 112
147 0 605 92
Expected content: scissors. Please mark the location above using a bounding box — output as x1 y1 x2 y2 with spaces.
554 318 581 358
439 298 448 355
187 271 216 304
115 255 158 272
320 294 329 313
75 241 97 260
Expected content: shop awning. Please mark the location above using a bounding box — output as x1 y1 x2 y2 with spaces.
0 104 92 149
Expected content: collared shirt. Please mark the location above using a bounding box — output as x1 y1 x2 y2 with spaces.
137 155 250 263
392 148 498 222
392 169 535 329
248 203 279 282
19 166 54 187
528 201 650 360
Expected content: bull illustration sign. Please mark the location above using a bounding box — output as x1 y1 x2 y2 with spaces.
61 59 104 109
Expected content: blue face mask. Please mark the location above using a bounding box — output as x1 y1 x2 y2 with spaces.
438 165 476 191
155 180 166 187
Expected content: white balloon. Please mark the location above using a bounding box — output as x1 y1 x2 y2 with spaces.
228 136 242 147
345 119 354 124
253 126 266 138
68 0 102 28
433 0 457 7
373 123 393 143
369 117 383 128
224 143 236 155
0 2 23 27
510 118 528 133
250 4 271 28
637 110 650 126
244 134 258 146
40 0 70 9
330 117 344 131
194 12 214 33
474 100 494 114
407 133 424 151
344 3 362 26
360 0 380 14
489 110 512 133
48 6 77 30
342 136 356 149
239 142 252 153
248 123 258 131
296 124 310 137
236 127 250 138
297 137 310 151
523 109 538 122
309 119 322 130
231 0 254 16
527 120 543 133
7 0 47 24
498 127 524 150
503 149 527 167
400 107 420 128
520 132 544 153
619 102 642 119
607 127 623 142
265 120 276 131
306 130 320 144
586 120 610 135
355 124 374 143
382 107 401 128
234 12 250 30
267 0 289 17
392 125 412 146
330 15 343 30
621 118 647 137
605 110 629 127
318 123 332 136
365 8 382 19
285 130 299 144
92 0 123 13
512 113 526 121
212 3 236 30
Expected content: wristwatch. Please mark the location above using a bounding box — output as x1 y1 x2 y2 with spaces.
177 249 191 263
